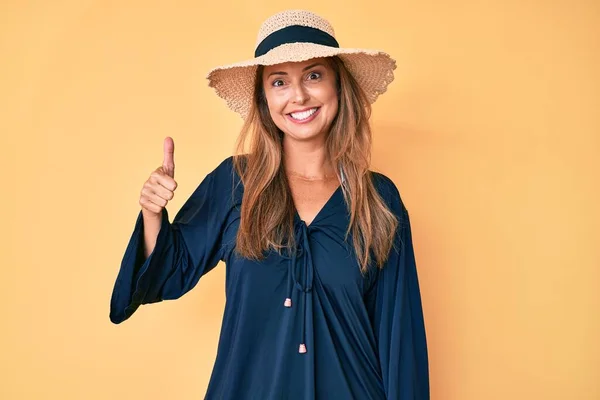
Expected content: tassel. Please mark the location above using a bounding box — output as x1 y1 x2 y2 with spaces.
298 344 307 354
284 298 292 307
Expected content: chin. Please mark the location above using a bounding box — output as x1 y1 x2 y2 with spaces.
286 126 327 140
284 118 332 138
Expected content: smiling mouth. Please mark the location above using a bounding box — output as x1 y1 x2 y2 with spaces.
287 107 320 122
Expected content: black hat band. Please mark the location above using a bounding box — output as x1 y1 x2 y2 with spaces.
254 25 340 58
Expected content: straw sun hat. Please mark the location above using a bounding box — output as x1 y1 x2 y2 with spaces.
206 9 397 120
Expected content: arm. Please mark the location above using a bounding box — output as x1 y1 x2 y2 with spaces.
142 211 162 259
365 181 430 399
109 166 228 324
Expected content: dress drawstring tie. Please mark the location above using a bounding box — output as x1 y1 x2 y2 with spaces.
282 219 314 354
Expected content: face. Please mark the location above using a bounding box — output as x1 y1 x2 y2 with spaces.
261 58 339 142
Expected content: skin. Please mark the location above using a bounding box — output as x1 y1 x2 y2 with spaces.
262 57 341 225
261 57 339 177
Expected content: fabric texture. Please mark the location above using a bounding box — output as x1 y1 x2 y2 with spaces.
109 155 429 399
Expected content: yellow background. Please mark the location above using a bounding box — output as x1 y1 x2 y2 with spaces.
1 0 598 399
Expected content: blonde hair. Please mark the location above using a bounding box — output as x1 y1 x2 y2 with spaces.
231 56 398 273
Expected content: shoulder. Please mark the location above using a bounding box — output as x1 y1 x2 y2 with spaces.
369 170 412 244
207 154 246 185
369 170 405 211
210 154 235 177
203 154 245 203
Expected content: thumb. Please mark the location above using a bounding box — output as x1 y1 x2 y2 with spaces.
162 136 175 178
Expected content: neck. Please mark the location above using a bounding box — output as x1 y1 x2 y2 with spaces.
282 140 335 179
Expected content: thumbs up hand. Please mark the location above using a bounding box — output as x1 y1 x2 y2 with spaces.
140 137 178 217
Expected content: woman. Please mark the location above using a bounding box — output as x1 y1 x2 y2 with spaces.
110 9 430 399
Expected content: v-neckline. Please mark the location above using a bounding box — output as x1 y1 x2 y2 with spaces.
294 184 343 228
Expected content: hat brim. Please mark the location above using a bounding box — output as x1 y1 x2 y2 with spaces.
206 42 397 120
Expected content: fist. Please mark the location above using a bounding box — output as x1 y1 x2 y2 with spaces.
139 136 178 217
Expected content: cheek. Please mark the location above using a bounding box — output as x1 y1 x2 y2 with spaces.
322 86 339 113
264 93 287 115
320 82 337 99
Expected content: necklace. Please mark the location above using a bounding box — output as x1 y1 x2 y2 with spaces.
287 170 337 181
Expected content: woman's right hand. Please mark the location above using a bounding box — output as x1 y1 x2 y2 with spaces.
139 137 178 217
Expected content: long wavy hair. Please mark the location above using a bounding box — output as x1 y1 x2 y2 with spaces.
231 56 398 273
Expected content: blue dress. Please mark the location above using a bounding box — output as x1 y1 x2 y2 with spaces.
109 155 430 399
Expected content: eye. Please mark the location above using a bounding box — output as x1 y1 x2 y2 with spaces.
307 72 321 80
272 79 284 87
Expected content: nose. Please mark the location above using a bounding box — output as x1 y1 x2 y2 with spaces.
291 82 309 104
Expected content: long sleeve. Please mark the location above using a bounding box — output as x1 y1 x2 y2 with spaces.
109 165 230 324
365 179 430 399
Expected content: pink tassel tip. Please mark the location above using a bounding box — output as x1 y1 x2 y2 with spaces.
284 298 292 307
298 344 307 354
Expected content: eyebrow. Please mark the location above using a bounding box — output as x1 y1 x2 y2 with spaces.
267 63 325 78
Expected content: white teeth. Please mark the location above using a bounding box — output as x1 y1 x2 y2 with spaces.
290 108 318 120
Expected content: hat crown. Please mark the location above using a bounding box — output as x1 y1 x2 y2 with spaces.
255 10 336 49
